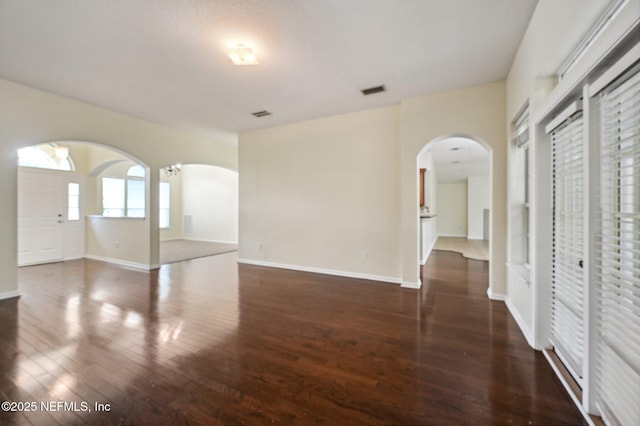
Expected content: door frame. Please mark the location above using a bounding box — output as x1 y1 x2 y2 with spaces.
17 167 85 266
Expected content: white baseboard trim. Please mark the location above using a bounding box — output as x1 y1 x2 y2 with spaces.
182 237 238 245
84 255 157 271
438 233 467 238
489 289 536 349
64 255 84 261
505 297 535 348
0 290 20 301
19 259 63 267
486 288 506 301
237 258 401 285
401 280 421 289
19 255 84 267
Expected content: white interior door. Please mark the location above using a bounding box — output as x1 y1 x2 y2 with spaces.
18 168 84 266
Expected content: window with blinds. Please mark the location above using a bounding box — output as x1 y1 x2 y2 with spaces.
548 104 585 384
513 108 530 148
595 65 640 426
511 105 531 266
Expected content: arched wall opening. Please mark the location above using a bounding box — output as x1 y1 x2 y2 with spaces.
17 140 155 270
0 79 238 300
159 163 238 244
399 82 507 298
416 134 492 281
158 164 238 264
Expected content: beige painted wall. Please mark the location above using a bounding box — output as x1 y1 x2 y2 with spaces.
67 143 90 174
467 176 490 240
401 81 506 290
240 82 505 288
239 105 402 282
437 182 468 237
181 164 238 243
85 159 149 263
86 217 149 267
0 79 236 298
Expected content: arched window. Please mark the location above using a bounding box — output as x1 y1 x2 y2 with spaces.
102 164 146 218
18 144 75 171
127 165 145 178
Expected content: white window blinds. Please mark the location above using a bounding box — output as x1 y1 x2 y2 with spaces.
595 66 640 426
549 106 585 383
511 104 531 266
513 107 530 148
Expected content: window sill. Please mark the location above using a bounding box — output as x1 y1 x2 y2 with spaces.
507 263 531 285
87 215 146 220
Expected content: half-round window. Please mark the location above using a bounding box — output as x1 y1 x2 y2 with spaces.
127 164 145 178
18 144 75 171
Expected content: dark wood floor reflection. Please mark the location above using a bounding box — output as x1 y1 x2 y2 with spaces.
0 251 584 425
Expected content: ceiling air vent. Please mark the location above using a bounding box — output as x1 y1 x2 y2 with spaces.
361 85 386 96
252 110 271 118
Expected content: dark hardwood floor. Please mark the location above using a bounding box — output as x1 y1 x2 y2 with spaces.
0 251 584 425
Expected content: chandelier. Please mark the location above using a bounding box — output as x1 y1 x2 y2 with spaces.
164 163 181 176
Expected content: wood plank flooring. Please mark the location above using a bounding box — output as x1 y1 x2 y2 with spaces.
159 239 238 264
0 251 584 425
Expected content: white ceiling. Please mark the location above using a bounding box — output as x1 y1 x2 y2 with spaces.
0 0 538 145
424 137 490 183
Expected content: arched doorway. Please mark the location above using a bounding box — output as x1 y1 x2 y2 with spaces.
17 141 151 267
158 164 239 264
415 134 493 287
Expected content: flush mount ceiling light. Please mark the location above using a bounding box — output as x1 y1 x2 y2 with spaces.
227 45 259 65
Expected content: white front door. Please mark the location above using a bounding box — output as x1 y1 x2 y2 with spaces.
18 168 84 266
